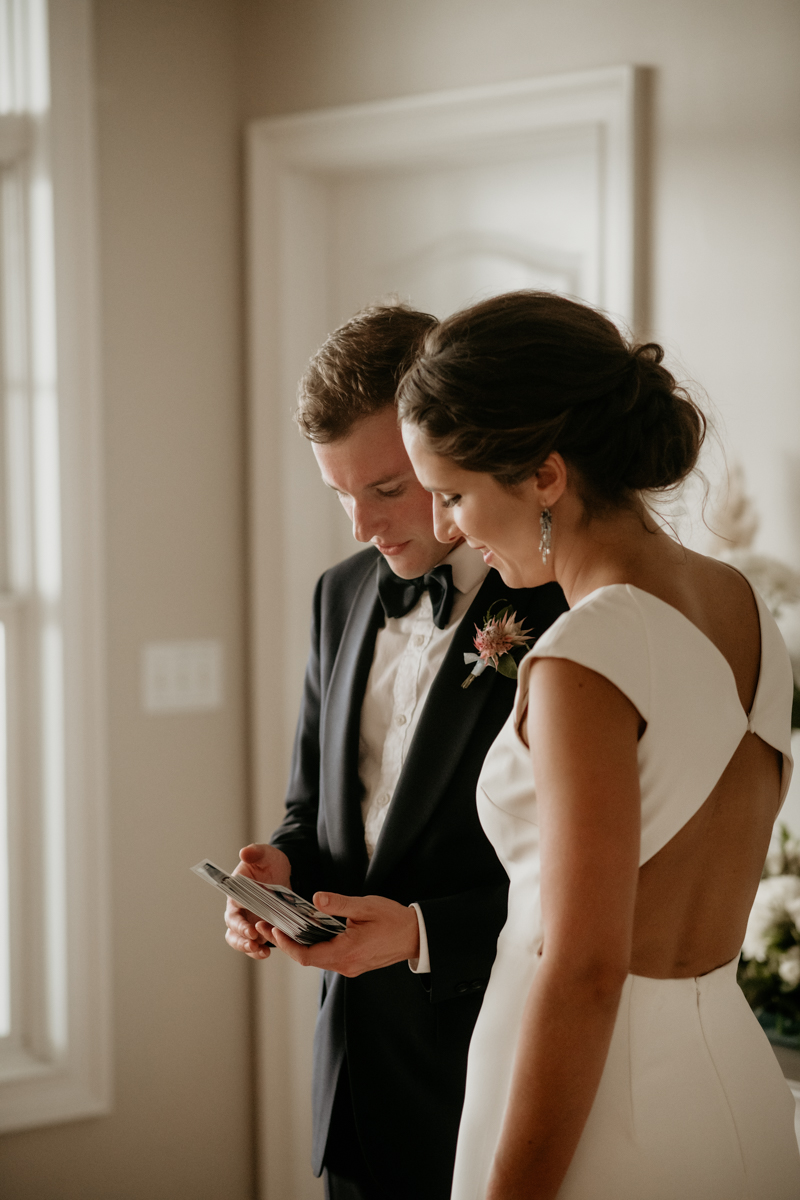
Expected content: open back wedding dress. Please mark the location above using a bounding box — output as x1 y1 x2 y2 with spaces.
451 584 800 1200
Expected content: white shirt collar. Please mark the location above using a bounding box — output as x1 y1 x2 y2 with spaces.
442 540 489 596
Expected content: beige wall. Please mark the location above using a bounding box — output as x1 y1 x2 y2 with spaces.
0 1 798 1197
1 2 253 1197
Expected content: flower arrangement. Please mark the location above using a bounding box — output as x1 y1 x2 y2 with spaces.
704 464 800 726
462 602 533 688
739 826 800 1046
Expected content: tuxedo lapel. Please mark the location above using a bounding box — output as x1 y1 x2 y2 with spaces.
365 569 516 887
320 561 383 891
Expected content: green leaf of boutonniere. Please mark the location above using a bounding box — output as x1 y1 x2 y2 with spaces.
496 655 519 679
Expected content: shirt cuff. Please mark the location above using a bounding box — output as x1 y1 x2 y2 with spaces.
408 902 431 974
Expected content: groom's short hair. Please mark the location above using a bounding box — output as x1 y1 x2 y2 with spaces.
296 303 437 443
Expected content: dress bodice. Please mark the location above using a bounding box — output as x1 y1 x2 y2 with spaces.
477 583 794 956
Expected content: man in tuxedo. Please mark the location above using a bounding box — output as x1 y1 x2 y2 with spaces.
225 305 568 1200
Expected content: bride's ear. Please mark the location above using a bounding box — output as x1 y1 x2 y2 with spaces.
531 452 568 508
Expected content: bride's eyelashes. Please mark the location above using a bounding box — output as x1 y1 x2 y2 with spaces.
440 494 461 509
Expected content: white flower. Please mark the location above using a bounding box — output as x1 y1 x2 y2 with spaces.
742 875 800 961
722 552 800 619
779 945 800 989
763 829 800 878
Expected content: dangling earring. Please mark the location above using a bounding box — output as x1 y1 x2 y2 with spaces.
539 508 552 565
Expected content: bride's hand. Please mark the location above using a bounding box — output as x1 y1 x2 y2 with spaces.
264 892 421 976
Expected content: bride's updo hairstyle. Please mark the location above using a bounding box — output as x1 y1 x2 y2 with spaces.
397 291 706 509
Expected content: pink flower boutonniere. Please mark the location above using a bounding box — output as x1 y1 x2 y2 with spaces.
462 602 534 689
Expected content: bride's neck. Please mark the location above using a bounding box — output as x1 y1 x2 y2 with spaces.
553 502 682 608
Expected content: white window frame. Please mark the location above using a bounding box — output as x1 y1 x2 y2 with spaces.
0 0 110 1132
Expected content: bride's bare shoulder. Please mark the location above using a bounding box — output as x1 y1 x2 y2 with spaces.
688 549 759 615
626 544 756 626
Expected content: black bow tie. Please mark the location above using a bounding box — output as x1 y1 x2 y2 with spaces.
376 557 456 630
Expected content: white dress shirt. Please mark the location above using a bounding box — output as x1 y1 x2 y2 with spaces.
358 541 489 972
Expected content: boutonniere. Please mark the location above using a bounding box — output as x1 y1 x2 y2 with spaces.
462 601 534 689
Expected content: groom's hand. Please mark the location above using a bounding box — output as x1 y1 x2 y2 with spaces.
266 892 420 976
224 843 292 961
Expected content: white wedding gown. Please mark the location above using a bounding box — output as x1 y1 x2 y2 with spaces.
451 584 800 1200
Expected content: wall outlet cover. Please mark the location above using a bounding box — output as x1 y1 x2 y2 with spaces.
142 640 224 713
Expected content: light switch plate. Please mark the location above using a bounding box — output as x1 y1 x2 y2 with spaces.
142 640 223 713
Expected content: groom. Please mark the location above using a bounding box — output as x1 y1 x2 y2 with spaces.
225 305 568 1200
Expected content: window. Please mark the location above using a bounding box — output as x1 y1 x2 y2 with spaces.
0 0 109 1131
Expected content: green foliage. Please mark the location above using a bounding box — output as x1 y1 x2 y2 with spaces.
738 877 800 1045
740 823 800 1044
738 953 800 1043
738 939 799 1009
483 599 514 625
497 655 518 679
792 684 800 730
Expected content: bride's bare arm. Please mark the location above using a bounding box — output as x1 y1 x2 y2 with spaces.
486 657 642 1200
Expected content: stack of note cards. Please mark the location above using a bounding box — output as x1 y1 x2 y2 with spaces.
192 860 346 945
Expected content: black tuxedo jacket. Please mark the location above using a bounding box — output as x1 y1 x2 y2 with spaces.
271 546 568 1199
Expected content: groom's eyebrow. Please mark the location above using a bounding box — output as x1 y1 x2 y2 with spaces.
332 471 410 491
367 472 408 488
321 468 412 494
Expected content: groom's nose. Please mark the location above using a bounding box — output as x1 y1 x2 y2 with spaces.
351 498 386 543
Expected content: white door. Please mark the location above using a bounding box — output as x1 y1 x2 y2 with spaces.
332 129 600 324
247 67 641 1200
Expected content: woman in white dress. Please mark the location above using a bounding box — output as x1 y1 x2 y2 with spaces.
398 291 800 1200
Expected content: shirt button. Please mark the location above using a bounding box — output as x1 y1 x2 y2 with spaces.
379 793 391 807
396 714 407 726
414 634 425 647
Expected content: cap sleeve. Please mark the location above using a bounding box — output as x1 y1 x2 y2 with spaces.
514 585 651 736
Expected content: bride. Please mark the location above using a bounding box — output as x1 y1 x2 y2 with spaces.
398 291 800 1200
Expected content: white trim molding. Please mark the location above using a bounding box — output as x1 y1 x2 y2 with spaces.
0 0 110 1132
